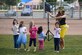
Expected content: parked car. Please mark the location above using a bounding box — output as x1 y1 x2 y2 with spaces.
5 10 16 16
21 6 32 16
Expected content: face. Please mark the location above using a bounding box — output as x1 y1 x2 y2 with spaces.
60 10 65 15
14 21 18 25
20 21 24 27
55 24 59 28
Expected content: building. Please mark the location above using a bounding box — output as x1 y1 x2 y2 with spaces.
25 0 42 9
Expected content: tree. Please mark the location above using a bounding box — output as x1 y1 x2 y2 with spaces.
0 0 5 5
4 0 20 9
0 0 20 6
46 0 56 2
5 0 18 6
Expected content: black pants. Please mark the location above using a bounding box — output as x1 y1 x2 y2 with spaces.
29 38 36 47
54 38 60 51
13 35 19 48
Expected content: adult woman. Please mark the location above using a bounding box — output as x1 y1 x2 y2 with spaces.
48 10 69 49
12 19 19 49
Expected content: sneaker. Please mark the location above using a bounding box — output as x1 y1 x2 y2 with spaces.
27 47 30 52
34 47 36 52
56 51 59 53
34 49 36 52
24 49 27 51
62 47 65 49
27 49 30 52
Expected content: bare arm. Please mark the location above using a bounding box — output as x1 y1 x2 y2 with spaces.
47 12 55 18
55 15 66 19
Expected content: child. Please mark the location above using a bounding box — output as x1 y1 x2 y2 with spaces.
27 21 38 52
17 21 27 51
37 26 46 50
12 19 19 49
54 22 61 53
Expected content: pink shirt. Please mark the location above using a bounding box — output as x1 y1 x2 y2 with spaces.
29 26 38 39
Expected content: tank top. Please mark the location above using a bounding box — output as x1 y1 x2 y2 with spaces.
59 18 66 25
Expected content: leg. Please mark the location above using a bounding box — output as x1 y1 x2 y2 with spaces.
22 35 27 51
33 38 36 52
41 40 44 50
27 38 32 51
39 40 41 50
13 35 16 48
29 38 32 47
56 38 60 51
60 25 68 49
39 40 44 50
23 43 26 51
54 38 57 51
33 38 36 47
60 38 64 49
15 35 19 48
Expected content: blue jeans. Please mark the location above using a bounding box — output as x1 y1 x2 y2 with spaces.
13 35 19 48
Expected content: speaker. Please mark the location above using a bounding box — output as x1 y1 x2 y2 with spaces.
45 2 51 12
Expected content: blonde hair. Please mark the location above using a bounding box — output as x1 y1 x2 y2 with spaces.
29 21 34 29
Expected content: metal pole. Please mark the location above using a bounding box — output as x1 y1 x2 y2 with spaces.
43 0 46 18
79 2 81 19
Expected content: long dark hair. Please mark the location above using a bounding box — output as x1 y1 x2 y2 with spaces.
56 11 61 17
37 26 43 34
19 21 24 29
13 19 18 25
56 10 65 17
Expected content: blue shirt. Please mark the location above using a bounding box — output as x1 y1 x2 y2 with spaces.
38 32 46 40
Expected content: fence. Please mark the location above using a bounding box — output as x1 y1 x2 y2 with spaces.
0 2 82 19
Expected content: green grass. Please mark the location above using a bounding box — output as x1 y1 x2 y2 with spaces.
0 35 82 55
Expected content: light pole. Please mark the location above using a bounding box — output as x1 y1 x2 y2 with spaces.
43 0 46 18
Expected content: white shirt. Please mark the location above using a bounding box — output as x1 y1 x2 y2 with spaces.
12 24 19 35
19 27 27 34
54 28 61 38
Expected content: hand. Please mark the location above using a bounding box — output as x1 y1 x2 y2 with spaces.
23 32 27 34
46 11 49 14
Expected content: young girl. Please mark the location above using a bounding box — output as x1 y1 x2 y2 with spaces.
54 22 61 53
37 26 46 50
27 21 38 52
12 19 19 49
17 21 27 51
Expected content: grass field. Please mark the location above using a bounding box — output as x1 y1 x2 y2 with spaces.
0 35 82 55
